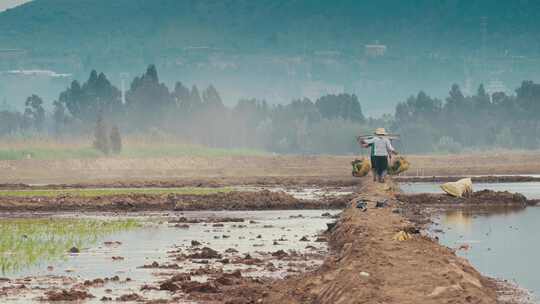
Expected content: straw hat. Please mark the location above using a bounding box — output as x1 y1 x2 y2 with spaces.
374 128 387 136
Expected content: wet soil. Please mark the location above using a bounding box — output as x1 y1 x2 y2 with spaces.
0 176 359 190
0 177 532 303
396 175 540 183
234 180 504 304
0 209 337 303
0 190 355 212
395 189 539 231
396 190 535 207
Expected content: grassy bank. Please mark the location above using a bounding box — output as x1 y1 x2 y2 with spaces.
0 187 233 198
0 141 266 161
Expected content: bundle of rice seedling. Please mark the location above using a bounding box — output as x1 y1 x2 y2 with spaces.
351 158 371 177
388 156 410 175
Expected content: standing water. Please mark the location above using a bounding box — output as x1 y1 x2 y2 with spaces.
0 209 339 303
403 182 540 302
400 182 540 199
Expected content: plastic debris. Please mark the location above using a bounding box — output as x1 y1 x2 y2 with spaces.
440 178 473 198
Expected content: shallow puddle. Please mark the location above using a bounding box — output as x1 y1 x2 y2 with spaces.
234 186 354 200
0 209 339 303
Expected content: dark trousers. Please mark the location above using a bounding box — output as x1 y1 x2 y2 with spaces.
371 156 388 177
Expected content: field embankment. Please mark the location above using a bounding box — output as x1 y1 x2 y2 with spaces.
249 179 503 304
0 190 353 212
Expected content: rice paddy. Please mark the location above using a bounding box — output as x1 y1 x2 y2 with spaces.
0 218 140 274
0 187 233 198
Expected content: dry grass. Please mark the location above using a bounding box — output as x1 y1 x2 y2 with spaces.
0 137 266 160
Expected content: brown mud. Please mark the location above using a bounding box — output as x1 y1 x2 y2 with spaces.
211 179 505 304
396 190 535 207
0 210 333 303
0 190 354 212
395 190 539 232
396 175 540 183
0 176 359 190
0 175 533 303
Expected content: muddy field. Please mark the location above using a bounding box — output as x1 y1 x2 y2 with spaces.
1 151 539 303
0 189 355 212
396 175 540 183
0 179 535 303
2 151 540 185
0 210 340 304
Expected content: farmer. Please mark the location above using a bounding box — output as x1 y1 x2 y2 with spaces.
360 128 398 183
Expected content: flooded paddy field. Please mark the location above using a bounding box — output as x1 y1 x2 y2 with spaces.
0 186 343 303
401 181 540 303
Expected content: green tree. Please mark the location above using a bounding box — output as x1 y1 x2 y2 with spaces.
93 111 109 155
315 93 365 122
109 125 122 154
0 111 24 135
126 65 173 128
202 85 224 109
24 94 46 131
515 80 540 120
52 100 68 137
172 81 190 106
59 71 121 122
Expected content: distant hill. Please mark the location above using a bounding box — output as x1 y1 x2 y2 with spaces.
1 0 540 113
2 0 540 57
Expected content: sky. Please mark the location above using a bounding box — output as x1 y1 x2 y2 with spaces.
0 0 31 12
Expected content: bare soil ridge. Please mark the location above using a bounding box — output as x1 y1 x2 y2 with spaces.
252 179 500 304
0 190 354 212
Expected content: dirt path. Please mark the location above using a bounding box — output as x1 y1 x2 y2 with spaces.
256 179 499 304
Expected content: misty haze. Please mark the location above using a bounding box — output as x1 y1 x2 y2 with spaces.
0 1 539 304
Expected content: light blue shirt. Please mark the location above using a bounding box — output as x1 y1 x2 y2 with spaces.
364 136 394 156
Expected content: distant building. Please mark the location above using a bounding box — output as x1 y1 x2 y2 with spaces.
314 50 341 57
485 79 509 96
365 44 387 57
1 69 72 78
0 48 26 59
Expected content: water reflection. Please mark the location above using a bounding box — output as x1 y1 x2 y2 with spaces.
401 182 540 199
441 206 527 232
0 218 140 275
433 207 540 301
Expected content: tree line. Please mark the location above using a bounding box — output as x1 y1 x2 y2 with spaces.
393 82 540 153
0 65 368 154
1 64 539 154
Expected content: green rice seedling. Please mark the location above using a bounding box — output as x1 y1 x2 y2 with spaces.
0 218 140 275
0 187 232 198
